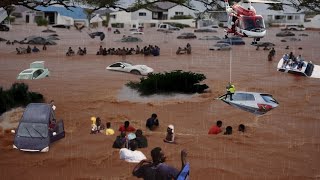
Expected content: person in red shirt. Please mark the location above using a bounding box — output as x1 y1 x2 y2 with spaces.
119 121 136 132
208 120 222 135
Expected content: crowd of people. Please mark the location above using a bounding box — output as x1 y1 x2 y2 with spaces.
281 52 305 70
176 43 192 55
208 120 246 135
16 45 44 54
66 47 87 56
96 45 160 56
86 109 246 179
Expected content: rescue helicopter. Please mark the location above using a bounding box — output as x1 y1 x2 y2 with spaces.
224 0 280 44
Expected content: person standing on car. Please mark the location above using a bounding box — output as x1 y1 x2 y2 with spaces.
225 82 235 101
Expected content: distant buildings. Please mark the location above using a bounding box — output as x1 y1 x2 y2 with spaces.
108 2 197 28
252 3 305 26
11 5 88 26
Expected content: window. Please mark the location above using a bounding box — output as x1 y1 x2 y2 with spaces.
153 12 158 19
109 63 122 67
287 16 293 20
139 12 146 16
232 93 255 101
261 94 279 104
110 14 116 19
275 15 285 20
175 12 183 15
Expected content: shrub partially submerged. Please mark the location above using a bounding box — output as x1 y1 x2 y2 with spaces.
126 70 209 96
0 83 44 115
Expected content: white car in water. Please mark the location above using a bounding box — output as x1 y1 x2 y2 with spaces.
219 91 279 115
17 61 50 80
277 57 320 78
106 62 153 75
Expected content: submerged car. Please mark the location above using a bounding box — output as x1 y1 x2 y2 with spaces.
281 25 305 31
89 32 105 41
17 61 50 80
106 62 153 75
12 103 65 152
209 43 231 50
177 33 197 39
276 31 295 37
277 57 320 78
198 35 221 40
217 37 245 45
0 24 9 31
118 36 142 42
20 36 57 45
253 42 275 47
194 28 217 33
130 29 144 35
219 91 279 115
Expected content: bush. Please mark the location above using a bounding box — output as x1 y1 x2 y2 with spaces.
0 83 44 115
171 15 194 20
36 17 48 26
126 70 209 96
166 22 190 29
218 22 224 27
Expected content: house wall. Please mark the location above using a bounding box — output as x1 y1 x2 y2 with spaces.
167 5 195 19
131 9 152 21
108 11 131 28
57 14 74 25
162 19 196 27
261 13 305 25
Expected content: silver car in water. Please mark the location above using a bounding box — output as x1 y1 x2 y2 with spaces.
17 61 50 80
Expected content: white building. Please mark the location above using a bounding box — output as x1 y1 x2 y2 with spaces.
252 2 305 26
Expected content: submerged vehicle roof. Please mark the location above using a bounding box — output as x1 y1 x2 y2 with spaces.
21 103 52 123
19 68 38 74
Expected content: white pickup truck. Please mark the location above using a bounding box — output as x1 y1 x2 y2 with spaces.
281 25 306 31
157 24 180 31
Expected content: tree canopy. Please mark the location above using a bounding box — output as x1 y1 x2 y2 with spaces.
0 0 319 14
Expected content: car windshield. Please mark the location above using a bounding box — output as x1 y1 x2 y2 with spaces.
261 94 279 104
241 16 265 30
17 122 48 138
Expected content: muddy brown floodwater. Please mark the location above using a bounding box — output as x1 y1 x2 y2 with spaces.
0 25 319 180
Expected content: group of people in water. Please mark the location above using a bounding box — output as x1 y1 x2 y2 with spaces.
208 120 245 135
87 110 245 178
66 47 87 56
16 45 45 54
282 52 305 70
176 43 192 55
96 44 160 56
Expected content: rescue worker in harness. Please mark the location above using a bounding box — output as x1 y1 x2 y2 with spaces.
225 82 235 101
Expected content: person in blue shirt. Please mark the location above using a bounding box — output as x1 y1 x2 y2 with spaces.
146 113 159 131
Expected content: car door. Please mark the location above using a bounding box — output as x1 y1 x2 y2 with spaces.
50 120 65 143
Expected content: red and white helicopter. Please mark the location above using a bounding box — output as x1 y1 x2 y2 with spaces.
224 0 280 44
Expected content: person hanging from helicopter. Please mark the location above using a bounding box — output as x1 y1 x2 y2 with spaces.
225 82 236 101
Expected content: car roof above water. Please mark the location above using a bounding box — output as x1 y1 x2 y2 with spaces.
21 103 52 124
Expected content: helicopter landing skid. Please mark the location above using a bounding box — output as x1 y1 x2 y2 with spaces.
251 38 260 45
